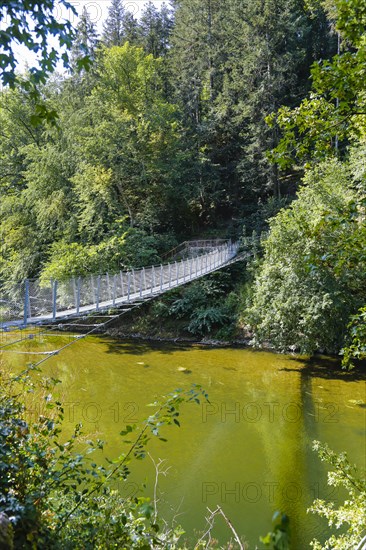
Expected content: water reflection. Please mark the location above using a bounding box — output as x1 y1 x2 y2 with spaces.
1 335 365 548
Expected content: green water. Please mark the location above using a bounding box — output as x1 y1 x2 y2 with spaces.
2 332 366 548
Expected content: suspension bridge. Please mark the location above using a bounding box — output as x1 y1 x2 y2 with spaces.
0 240 244 333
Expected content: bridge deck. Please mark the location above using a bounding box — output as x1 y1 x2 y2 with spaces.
1 241 241 330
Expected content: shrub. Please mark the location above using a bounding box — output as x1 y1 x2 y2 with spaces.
245 160 366 354
188 306 231 335
308 441 366 550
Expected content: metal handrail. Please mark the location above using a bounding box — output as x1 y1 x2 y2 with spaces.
1 241 241 329
162 239 230 260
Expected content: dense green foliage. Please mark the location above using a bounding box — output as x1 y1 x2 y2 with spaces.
246 157 366 353
0 0 335 286
245 0 366 359
1 0 365 363
269 0 366 167
341 307 366 369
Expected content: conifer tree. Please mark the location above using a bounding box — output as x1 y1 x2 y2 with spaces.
102 0 125 47
121 11 140 45
70 7 99 71
140 1 173 58
170 0 335 213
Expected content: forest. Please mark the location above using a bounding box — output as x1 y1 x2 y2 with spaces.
0 0 365 361
0 2 366 549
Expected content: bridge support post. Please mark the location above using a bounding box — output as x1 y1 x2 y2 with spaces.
52 280 58 321
149 267 152 296
160 265 163 291
76 277 81 314
139 270 143 298
106 273 111 301
127 272 131 303
120 271 124 297
72 278 77 310
169 263 172 288
91 275 96 304
96 276 101 311
190 257 193 280
23 279 29 327
175 261 179 285
113 275 117 307
132 269 136 295
152 266 156 293
143 267 147 291
183 259 186 282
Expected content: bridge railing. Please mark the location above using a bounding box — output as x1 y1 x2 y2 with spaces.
1 240 239 328
162 239 229 261
0 280 26 326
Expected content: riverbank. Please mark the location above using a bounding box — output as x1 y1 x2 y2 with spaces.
104 265 251 346
107 328 253 348
104 297 366 372
105 293 250 347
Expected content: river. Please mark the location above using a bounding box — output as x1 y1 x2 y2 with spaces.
1 331 365 548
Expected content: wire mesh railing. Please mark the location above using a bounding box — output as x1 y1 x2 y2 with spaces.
0 240 240 329
161 239 229 261
0 280 26 326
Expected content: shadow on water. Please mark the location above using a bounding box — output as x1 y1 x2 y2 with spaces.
102 339 194 356
280 353 365 544
93 336 366 384
282 355 366 382
100 336 366 382
100 336 246 356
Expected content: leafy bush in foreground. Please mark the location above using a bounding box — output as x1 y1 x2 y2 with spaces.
308 441 366 550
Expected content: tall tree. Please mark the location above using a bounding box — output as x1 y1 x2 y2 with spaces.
171 0 222 124
139 2 174 58
170 0 335 223
70 7 99 71
269 0 366 168
102 1 141 49
102 0 125 47
120 11 140 45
